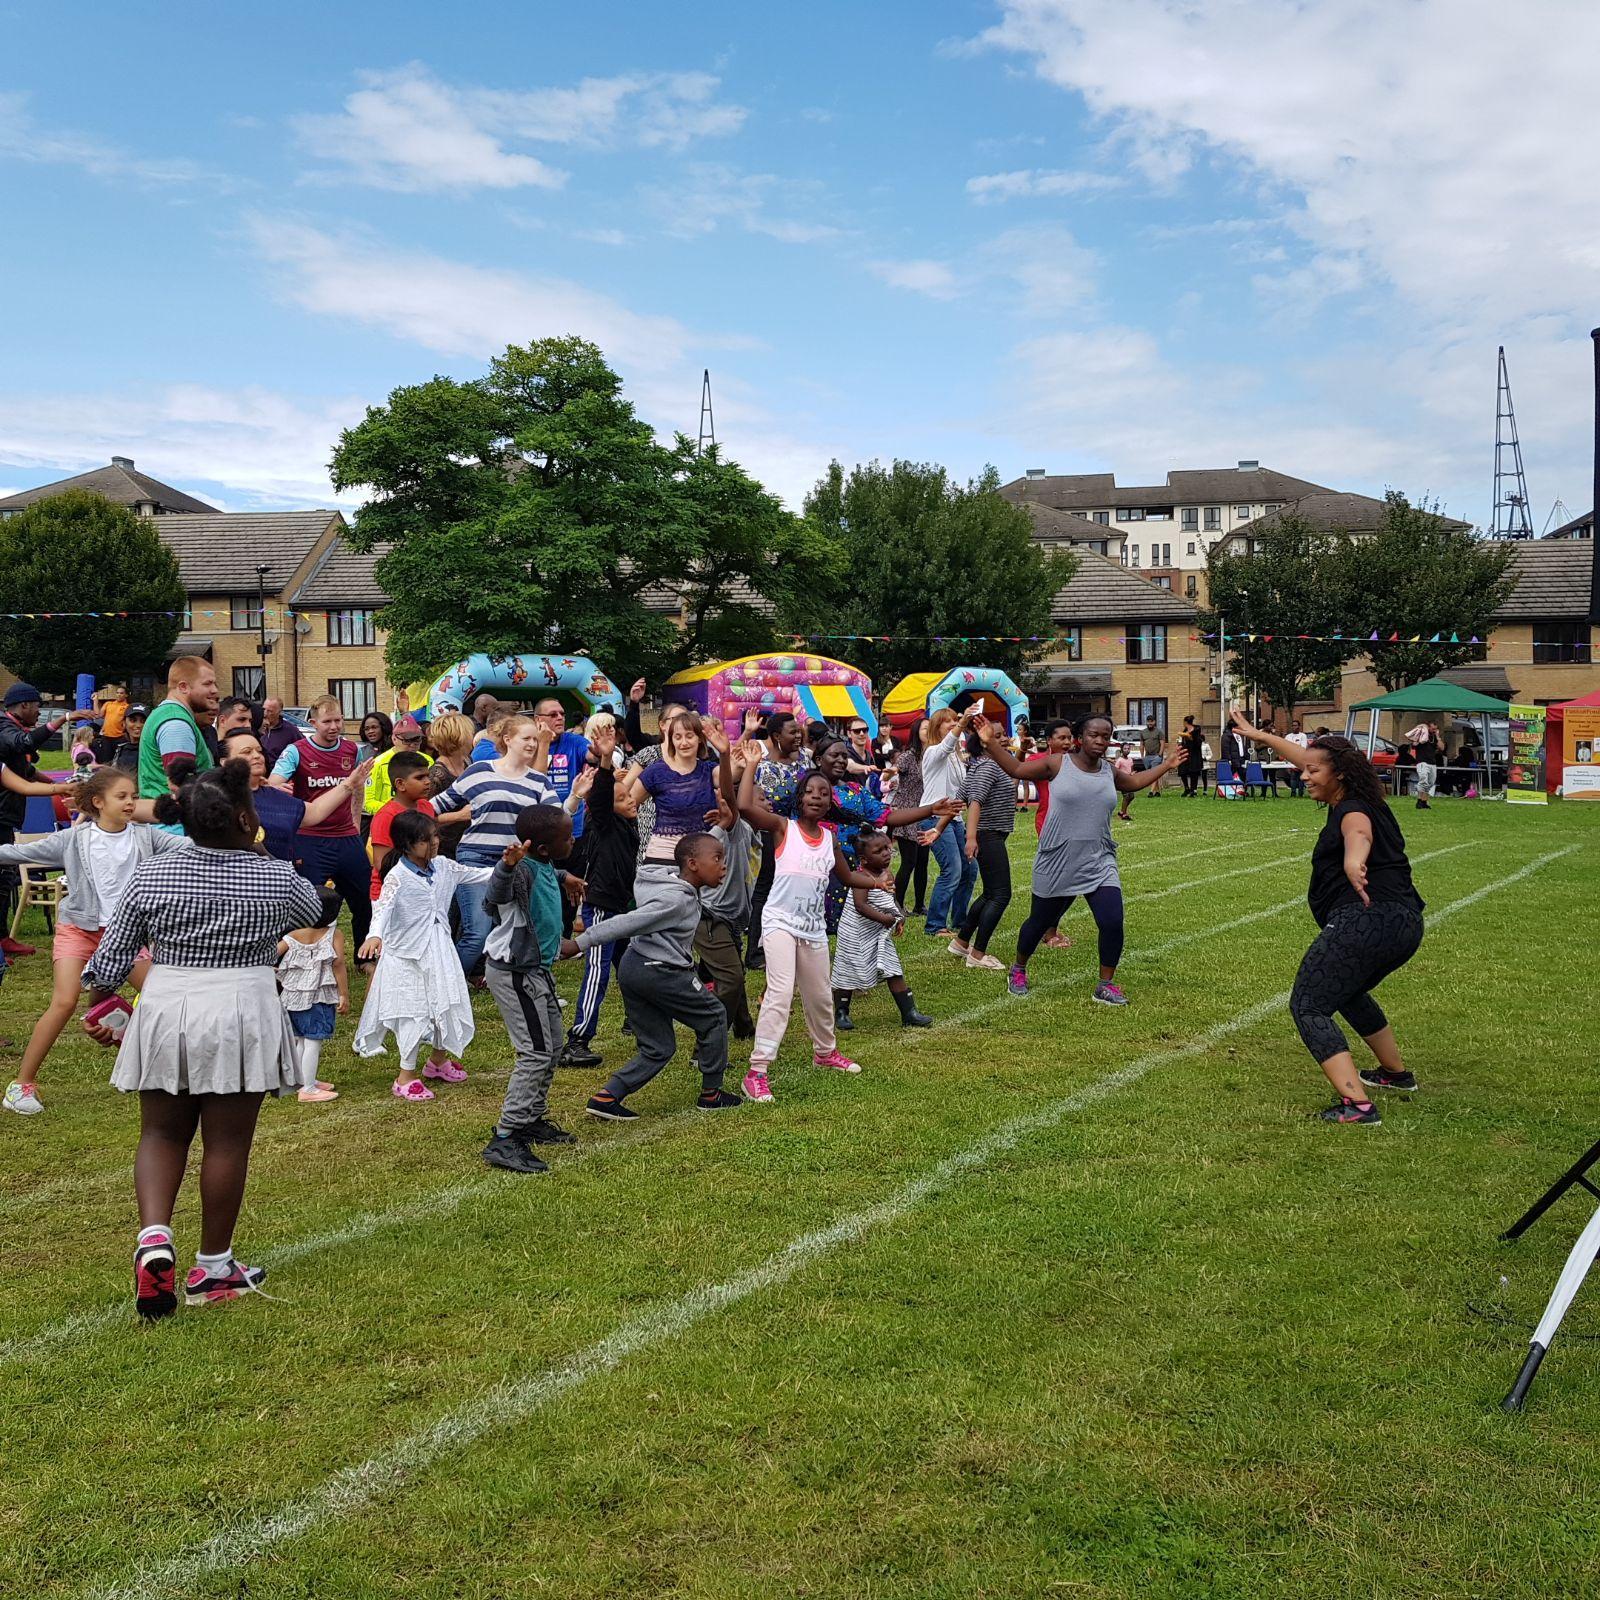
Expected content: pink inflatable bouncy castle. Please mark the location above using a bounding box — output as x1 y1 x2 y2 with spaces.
663 652 876 740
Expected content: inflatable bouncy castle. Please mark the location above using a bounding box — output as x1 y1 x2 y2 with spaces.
411 653 621 723
665 652 876 740
881 666 1032 744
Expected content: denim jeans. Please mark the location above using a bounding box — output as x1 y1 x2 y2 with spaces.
452 841 504 973
924 815 978 934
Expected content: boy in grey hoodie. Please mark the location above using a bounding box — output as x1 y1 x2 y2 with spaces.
561 831 743 1120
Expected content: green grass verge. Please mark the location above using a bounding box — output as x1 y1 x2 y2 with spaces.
6 794 1600 1598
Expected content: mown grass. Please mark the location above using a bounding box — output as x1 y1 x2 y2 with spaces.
6 792 1600 1598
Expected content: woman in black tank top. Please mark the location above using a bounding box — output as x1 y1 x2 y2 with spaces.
1228 710 1426 1127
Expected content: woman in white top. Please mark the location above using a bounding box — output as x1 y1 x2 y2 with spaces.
920 706 979 936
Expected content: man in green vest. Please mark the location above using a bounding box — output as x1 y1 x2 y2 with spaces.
138 655 220 800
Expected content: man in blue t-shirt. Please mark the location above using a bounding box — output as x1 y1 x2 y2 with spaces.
534 696 590 935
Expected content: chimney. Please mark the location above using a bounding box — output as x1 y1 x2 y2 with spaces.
111 456 135 470
1237 458 1259 471
1025 467 1047 479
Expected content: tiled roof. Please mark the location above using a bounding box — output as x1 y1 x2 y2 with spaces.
295 539 388 607
1050 548 1197 622
0 461 218 514
1217 492 1471 552
1544 508 1593 540
1019 502 1111 541
1003 465 1328 512
154 511 345 593
1491 540 1594 620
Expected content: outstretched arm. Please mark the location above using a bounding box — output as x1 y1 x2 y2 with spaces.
972 714 1059 781
1229 708 1310 770
830 837 892 890
1113 750 1184 794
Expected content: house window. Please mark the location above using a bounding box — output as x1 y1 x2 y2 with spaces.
1265 502 1283 514
1058 626 1082 661
1092 510 1110 525
1532 621 1593 665
1181 508 1198 529
1161 543 1172 565
230 596 262 630
1127 698 1167 733
327 608 376 647
1204 506 1220 529
1116 507 1146 522
1147 509 1172 522
1234 505 1252 520
1130 544 1141 567
1185 574 1198 599
1186 542 1197 556
1088 540 1108 556
1126 624 1168 664
232 666 265 699
1153 576 1172 590
329 678 378 720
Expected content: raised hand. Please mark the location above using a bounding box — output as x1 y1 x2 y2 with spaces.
570 765 597 803
703 719 730 755
561 874 587 905
501 840 530 868
628 677 647 704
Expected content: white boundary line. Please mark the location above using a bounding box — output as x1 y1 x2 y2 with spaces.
78 844 1577 1600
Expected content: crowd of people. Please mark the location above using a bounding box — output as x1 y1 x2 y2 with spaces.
0 660 1430 1320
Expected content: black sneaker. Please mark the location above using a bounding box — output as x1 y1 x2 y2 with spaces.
696 1089 744 1111
1317 1097 1381 1125
560 1038 603 1069
1359 1066 1418 1093
522 1116 578 1145
746 950 765 972
585 1095 637 1122
482 1132 550 1174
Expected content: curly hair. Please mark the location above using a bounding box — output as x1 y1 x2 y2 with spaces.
1307 734 1388 809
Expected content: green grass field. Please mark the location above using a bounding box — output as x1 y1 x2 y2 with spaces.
7 793 1600 1598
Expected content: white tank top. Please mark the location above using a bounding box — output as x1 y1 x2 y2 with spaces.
762 818 832 942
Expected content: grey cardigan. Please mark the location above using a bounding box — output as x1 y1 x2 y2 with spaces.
0 823 189 930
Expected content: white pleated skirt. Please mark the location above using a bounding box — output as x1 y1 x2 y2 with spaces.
110 965 306 1097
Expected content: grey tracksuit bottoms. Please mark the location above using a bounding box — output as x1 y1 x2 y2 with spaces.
487 962 562 1128
603 949 729 1101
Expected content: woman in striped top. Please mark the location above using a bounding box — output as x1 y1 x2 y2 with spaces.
432 714 556 974
83 760 328 1319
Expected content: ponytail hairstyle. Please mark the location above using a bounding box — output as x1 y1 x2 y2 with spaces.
175 759 259 850
1307 734 1389 809
70 764 135 821
379 807 440 881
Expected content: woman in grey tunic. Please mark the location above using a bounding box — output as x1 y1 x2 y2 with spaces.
973 713 1180 1004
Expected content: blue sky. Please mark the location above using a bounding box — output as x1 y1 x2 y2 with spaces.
2 0 1596 528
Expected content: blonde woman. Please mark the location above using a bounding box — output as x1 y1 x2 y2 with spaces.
424 712 477 858
431 713 555 973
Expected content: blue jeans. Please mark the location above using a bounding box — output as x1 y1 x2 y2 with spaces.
452 842 503 974
294 832 373 947
924 815 978 934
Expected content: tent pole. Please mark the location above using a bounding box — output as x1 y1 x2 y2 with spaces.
1483 710 1494 796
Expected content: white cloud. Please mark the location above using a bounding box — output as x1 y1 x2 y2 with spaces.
0 387 367 510
293 64 745 192
0 91 206 185
980 0 1600 517
648 163 840 243
982 224 1098 314
867 258 961 300
966 167 1123 202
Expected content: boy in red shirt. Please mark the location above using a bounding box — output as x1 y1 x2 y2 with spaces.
367 752 437 898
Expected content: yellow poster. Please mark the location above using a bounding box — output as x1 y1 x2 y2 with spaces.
1564 707 1600 799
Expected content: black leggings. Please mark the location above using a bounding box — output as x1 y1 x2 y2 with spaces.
1015 885 1125 972
958 831 1013 952
1181 767 1203 796
748 835 777 958
895 839 929 910
1290 901 1423 1064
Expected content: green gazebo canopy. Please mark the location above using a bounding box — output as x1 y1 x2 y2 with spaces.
1349 676 1510 714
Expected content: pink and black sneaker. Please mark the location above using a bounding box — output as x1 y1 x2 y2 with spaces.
1317 1097 1381 1126
1007 967 1029 998
813 1048 861 1075
185 1259 269 1307
133 1229 176 1321
1092 981 1128 1007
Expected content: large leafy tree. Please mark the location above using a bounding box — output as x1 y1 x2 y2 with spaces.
1353 493 1516 690
331 337 827 685
794 460 1076 683
0 491 184 691
1201 514 1365 716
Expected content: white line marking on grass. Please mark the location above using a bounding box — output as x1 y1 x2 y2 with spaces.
1127 849 1307 902
0 1113 692 1368
77 844 1568 1600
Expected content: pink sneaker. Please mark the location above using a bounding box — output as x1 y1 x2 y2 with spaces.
392 1078 435 1102
184 1259 268 1307
297 1084 339 1103
813 1048 861 1075
742 1067 774 1102
133 1229 176 1321
422 1057 467 1083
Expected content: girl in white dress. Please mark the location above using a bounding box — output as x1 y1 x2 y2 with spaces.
355 810 510 1103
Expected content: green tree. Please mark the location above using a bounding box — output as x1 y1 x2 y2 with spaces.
332 337 825 686
1201 513 1365 716
0 491 184 691
1354 493 1516 690
794 460 1076 683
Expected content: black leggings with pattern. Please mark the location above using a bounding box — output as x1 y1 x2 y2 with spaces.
1290 901 1424 1064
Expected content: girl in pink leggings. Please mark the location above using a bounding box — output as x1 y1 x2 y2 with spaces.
735 758 889 1103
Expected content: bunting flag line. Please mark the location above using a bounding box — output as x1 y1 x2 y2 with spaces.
785 630 1487 647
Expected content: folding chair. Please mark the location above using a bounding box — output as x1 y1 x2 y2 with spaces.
9 833 64 941
1213 759 1241 799
1244 760 1273 798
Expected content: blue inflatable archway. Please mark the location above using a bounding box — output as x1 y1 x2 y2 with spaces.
925 666 1031 733
423 653 621 722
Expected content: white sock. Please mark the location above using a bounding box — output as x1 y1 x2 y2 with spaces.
137 1223 171 1246
194 1248 232 1278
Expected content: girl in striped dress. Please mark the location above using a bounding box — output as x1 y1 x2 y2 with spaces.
830 828 932 1033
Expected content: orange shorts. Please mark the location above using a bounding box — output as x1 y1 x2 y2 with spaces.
54 922 103 962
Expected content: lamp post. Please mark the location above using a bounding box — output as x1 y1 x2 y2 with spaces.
255 563 273 699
